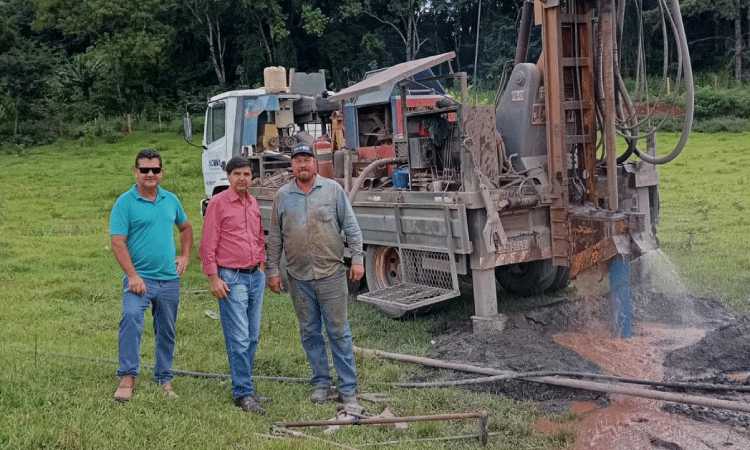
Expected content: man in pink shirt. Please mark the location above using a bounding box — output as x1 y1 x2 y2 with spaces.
199 156 269 414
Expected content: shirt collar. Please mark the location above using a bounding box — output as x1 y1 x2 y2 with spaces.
227 187 250 203
290 174 321 194
130 184 165 202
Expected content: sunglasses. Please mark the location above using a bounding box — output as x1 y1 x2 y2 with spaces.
137 167 162 174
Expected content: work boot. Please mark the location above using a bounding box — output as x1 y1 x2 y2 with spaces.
310 387 332 404
114 375 136 402
159 382 177 398
337 393 359 407
234 396 267 414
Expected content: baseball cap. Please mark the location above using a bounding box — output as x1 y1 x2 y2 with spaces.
291 142 315 157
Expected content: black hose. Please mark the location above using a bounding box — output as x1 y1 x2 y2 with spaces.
37 351 312 382
36 350 750 395
389 370 750 393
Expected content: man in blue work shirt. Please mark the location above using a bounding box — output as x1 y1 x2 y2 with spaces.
110 148 193 402
266 142 364 406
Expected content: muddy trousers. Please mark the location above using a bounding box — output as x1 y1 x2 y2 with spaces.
288 267 358 396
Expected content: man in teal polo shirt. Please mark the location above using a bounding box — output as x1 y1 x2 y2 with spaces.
110 148 193 402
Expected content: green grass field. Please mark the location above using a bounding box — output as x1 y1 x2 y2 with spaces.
656 132 750 311
0 133 570 450
1 130 747 449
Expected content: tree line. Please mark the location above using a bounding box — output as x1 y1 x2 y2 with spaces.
1 0 749 147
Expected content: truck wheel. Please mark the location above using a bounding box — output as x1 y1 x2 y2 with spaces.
365 245 402 290
546 266 571 293
495 259 556 296
364 245 406 318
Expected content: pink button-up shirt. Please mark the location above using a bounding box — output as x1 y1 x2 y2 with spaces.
199 188 265 275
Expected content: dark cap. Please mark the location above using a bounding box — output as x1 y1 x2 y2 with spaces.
291 142 315 158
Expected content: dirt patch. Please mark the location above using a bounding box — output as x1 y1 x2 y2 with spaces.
424 266 750 448
634 102 685 119
428 299 612 414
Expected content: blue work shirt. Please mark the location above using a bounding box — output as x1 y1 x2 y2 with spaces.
266 175 364 281
110 184 188 280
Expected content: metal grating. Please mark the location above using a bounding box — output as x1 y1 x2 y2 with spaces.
357 282 458 311
401 248 453 290
357 248 460 312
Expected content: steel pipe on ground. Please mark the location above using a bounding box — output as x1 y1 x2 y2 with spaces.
355 347 750 414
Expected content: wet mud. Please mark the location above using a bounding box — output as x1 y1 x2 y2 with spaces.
425 279 750 449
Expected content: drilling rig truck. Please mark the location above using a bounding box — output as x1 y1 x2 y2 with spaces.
185 0 694 333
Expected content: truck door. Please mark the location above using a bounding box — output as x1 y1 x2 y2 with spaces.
202 102 228 199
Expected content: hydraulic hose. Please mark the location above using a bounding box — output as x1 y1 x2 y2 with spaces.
38 348 750 415
391 370 750 393
355 347 750 414
347 157 406 203
40 349 750 394
633 0 694 164
41 351 312 382
514 1 535 65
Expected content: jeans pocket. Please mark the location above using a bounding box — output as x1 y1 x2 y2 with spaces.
218 267 239 284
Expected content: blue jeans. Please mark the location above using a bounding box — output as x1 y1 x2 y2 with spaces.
216 267 266 399
117 277 180 383
288 267 358 396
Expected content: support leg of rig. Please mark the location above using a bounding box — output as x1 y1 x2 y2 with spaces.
610 257 632 338
471 267 507 334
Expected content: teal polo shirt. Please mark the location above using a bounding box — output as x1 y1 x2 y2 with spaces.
110 184 188 280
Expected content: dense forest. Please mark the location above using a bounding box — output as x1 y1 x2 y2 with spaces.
1 0 749 147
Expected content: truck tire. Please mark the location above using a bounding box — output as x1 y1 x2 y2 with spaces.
364 245 406 318
546 265 571 293
495 259 556 296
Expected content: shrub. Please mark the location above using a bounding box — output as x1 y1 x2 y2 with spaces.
693 117 750 133
693 87 750 121
78 118 122 146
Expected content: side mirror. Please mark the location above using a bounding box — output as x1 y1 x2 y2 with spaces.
183 114 193 142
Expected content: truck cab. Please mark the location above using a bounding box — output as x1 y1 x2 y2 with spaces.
197 71 338 215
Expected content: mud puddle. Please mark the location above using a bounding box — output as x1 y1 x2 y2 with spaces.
427 282 750 449
553 324 750 449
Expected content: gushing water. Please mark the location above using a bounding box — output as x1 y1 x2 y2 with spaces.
633 249 689 295
631 249 705 328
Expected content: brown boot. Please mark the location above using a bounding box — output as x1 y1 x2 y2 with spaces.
114 375 136 402
160 382 177 398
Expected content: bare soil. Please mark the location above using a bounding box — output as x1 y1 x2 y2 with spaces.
424 259 750 449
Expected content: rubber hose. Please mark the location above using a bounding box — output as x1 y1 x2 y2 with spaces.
36 350 750 396
43 351 312 382
356 347 750 413
633 0 694 164
390 370 750 393
348 157 406 203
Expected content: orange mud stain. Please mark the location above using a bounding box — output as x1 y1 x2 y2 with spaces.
537 417 575 436
552 323 750 450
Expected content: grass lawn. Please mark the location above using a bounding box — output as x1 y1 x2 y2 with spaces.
1 129 747 449
0 133 569 449
656 132 750 311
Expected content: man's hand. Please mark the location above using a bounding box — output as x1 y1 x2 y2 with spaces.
349 264 365 281
128 275 147 295
267 276 282 294
208 274 230 299
175 255 190 276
